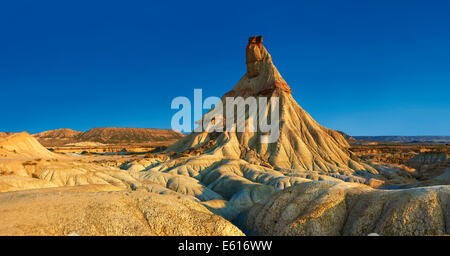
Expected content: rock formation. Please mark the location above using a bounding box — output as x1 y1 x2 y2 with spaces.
243 180 449 236
167 36 376 175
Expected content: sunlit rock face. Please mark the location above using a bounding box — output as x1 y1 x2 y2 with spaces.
243 181 450 236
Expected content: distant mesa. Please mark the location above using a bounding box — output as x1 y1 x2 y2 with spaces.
0 132 15 139
32 127 184 147
75 127 184 144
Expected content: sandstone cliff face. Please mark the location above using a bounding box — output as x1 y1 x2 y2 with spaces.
244 181 449 236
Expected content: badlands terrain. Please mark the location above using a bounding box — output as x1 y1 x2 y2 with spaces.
0 37 448 236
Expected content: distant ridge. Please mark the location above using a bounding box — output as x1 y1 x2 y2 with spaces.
32 127 183 146
353 136 450 143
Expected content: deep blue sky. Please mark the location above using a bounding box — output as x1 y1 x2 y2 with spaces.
1 0 449 135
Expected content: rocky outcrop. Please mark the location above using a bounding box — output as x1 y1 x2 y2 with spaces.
244 180 449 236
0 187 244 236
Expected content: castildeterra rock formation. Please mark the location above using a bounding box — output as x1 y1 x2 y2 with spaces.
168 35 376 175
